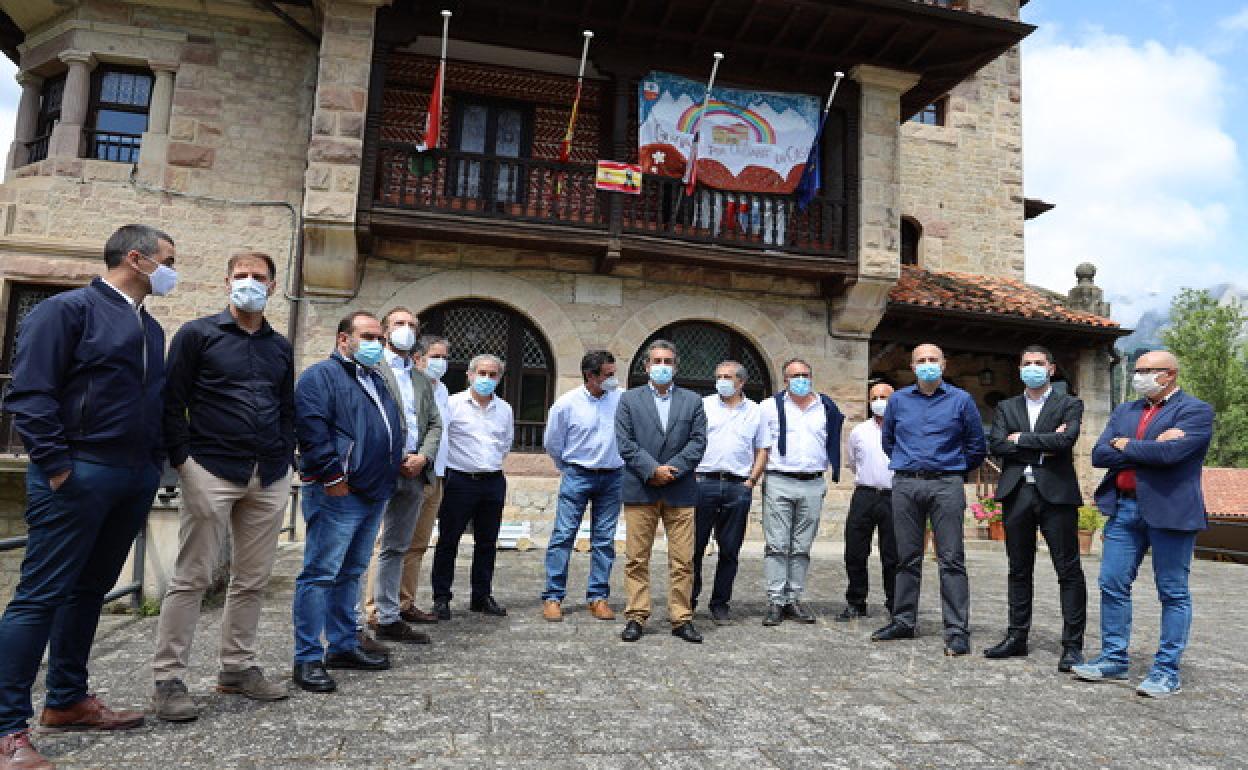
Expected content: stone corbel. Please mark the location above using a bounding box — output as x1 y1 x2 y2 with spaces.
827 275 895 340
301 220 359 297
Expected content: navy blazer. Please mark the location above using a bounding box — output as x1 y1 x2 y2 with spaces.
615 385 707 507
1091 390 1214 532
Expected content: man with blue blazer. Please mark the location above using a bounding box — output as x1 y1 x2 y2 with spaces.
615 339 708 644
1073 350 1213 698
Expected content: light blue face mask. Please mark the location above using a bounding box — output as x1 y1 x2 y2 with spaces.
472 376 498 397
788 376 812 397
649 364 674 386
424 356 448 380
229 277 268 313
914 362 942 383
353 340 384 367
1020 364 1050 389
715 378 736 398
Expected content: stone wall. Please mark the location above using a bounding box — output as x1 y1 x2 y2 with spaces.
0 472 27 609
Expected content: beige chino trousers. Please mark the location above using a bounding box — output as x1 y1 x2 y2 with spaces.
623 501 695 627
364 475 444 623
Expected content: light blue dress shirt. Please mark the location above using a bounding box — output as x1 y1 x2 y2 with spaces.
543 386 624 471
649 382 673 432
386 350 422 452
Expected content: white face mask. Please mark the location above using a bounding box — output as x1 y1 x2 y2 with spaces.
139 255 178 296
424 356 448 380
600 376 620 391
1132 371 1166 398
869 398 888 417
389 325 416 352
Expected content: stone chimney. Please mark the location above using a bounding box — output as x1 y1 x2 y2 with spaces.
1067 263 1110 317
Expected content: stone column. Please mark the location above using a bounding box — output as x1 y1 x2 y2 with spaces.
828 64 921 339
136 60 179 182
48 50 96 160
5 71 43 175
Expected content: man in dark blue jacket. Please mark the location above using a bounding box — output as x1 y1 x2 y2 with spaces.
291 311 404 694
1073 350 1214 698
0 224 175 768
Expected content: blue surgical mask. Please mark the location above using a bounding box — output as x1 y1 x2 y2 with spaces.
600 376 620 391
353 340 384 367
649 364 674 386
424 356 448 380
229 277 268 313
715 378 736 398
140 255 178 297
472 376 498 397
788 376 812 397
1020 365 1050 389
915 363 942 383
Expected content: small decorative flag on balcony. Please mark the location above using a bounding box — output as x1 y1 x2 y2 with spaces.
595 161 642 194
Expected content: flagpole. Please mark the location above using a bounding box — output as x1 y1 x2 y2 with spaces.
418 10 452 152
559 30 593 165
681 51 724 204
794 71 844 212
436 9 451 117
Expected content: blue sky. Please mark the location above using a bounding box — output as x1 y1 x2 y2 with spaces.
1020 1 1248 325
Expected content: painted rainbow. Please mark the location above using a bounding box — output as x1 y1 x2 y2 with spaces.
676 99 776 144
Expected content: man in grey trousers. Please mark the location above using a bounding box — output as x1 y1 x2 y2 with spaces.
362 307 443 646
872 343 986 656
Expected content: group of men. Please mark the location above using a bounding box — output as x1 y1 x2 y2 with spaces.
0 224 1216 770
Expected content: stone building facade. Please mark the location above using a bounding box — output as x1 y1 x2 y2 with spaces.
0 0 1123 601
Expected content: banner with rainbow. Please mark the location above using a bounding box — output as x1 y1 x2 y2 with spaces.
638 71 820 194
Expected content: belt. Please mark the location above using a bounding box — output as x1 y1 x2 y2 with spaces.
769 470 823 481
894 470 959 480
856 485 891 496
567 464 621 474
697 471 748 482
448 469 504 480
1118 489 1136 499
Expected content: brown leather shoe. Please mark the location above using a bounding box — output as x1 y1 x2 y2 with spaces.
400 607 439 625
356 630 392 656
39 695 143 732
542 600 563 622
0 729 53 770
588 599 615 621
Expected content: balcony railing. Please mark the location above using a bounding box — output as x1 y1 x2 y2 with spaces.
87 130 142 163
373 143 849 259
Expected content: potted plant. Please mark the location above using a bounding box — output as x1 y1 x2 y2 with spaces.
1077 506 1104 555
972 498 1005 541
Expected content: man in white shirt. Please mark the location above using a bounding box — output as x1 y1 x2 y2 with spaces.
541 350 624 622
692 361 767 626
837 382 897 622
360 308 442 647
430 353 514 620
391 335 451 624
758 358 844 626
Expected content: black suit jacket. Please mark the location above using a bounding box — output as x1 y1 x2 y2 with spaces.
988 390 1084 506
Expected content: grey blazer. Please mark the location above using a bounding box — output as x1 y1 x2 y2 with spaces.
374 358 444 485
615 385 707 507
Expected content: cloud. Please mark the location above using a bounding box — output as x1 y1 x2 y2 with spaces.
1221 7 1248 31
1022 27 1242 325
0 57 15 160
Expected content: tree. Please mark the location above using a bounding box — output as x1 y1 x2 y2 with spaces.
1161 289 1248 468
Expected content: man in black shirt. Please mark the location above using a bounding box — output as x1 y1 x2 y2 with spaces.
150 251 295 722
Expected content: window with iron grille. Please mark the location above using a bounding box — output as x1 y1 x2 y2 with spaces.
2 283 77 453
88 67 153 163
420 300 553 452
629 322 773 402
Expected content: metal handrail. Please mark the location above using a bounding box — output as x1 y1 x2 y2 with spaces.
0 528 144 609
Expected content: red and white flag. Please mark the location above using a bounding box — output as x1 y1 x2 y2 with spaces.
559 31 594 163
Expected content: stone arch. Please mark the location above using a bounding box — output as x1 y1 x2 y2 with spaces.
607 293 796 389
382 270 583 387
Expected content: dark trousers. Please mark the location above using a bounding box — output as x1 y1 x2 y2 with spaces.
0 459 159 735
891 475 969 640
431 470 506 603
843 486 898 612
1003 483 1086 648
692 476 752 610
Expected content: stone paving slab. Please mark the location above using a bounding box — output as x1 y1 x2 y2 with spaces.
25 541 1248 769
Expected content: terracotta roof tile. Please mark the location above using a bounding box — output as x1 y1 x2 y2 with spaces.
889 265 1120 328
1203 468 1248 519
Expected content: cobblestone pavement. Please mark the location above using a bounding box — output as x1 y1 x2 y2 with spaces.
28 541 1248 769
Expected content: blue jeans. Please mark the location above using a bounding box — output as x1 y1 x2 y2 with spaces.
292 486 385 663
1097 497 1196 678
692 476 752 609
542 466 622 602
0 459 158 736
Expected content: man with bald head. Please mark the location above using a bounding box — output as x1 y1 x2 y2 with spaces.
837 382 898 622
874 344 986 655
1074 350 1213 697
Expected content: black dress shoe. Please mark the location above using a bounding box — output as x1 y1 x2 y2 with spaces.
432 600 452 621
983 633 1029 659
620 620 644 642
292 662 336 693
323 648 391 671
762 603 785 626
1058 647 1085 673
835 605 869 622
375 621 432 645
944 635 971 656
671 622 703 644
784 602 816 624
709 605 733 626
871 621 917 641
469 596 508 616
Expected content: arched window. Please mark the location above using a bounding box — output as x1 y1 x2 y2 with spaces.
900 217 921 266
420 301 554 452
628 322 773 402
